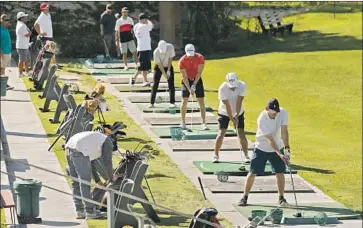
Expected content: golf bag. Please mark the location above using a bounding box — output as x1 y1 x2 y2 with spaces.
189 208 221 228
94 121 127 143
91 151 152 211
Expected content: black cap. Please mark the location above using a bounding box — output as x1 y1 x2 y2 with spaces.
267 98 280 112
139 13 148 20
121 7 129 11
106 4 112 9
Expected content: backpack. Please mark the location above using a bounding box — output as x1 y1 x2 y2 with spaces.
189 208 221 228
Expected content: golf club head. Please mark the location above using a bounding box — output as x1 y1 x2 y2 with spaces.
139 139 147 144
294 212 302 217
143 144 153 150
151 150 159 156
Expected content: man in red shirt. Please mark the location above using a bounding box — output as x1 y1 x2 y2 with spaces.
178 44 209 130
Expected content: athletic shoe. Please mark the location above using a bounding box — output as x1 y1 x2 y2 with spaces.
212 156 219 163
124 66 129 71
278 196 288 205
180 123 186 129
244 155 251 163
237 196 248 206
86 209 106 219
76 211 86 219
129 77 135 86
148 103 154 108
6 84 14 90
201 123 209 130
142 82 151 87
169 104 176 109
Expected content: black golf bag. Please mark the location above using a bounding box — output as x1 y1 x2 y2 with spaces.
189 208 221 228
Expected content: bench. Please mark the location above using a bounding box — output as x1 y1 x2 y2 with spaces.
0 190 16 225
257 11 294 36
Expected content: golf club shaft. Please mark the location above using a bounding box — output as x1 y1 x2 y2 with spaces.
197 177 207 200
243 203 284 228
235 122 245 163
144 177 156 203
190 95 193 130
289 165 300 213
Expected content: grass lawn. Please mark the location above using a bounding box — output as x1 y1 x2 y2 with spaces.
21 72 233 228
1 209 5 228
175 12 362 213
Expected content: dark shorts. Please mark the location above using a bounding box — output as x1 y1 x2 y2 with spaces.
137 50 151 71
218 112 245 129
249 148 286 175
181 78 204 98
40 37 53 46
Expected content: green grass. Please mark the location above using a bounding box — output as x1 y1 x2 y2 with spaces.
176 12 362 213
22 71 233 228
1 209 6 228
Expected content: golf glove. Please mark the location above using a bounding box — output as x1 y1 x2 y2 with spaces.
284 151 291 163
191 84 196 92
167 70 171 77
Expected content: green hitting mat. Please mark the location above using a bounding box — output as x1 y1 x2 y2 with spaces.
233 202 361 225
136 103 213 113
150 125 236 139
193 161 297 176
90 68 137 75
115 86 170 93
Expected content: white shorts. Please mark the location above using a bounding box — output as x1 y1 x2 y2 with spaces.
1 54 11 68
120 40 136 54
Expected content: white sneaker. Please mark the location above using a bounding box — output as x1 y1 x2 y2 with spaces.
244 155 251 163
169 104 176 108
180 123 186 129
213 156 219 163
86 209 106 219
76 211 86 219
142 82 151 87
148 103 154 108
124 66 129 71
201 123 209 130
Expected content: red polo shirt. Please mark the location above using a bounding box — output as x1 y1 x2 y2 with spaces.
178 53 205 79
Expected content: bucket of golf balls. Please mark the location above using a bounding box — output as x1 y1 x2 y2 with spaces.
270 208 283 224
314 212 328 226
170 127 184 141
84 59 94 69
251 210 267 225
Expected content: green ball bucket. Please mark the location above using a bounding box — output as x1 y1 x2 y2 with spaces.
0 76 9 97
270 208 283 224
170 127 183 141
251 210 267 225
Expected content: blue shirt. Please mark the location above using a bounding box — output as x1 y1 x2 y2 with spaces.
1 25 12 54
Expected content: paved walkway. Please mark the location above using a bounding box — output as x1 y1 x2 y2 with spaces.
1 66 88 227
100 72 362 228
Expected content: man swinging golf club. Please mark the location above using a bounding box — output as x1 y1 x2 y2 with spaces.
213 73 250 163
65 131 117 219
179 44 209 130
238 98 290 206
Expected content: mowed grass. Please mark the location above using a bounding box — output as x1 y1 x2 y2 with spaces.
175 12 362 213
21 72 233 228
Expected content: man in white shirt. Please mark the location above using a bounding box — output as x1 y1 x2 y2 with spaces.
16 12 31 77
34 3 58 65
130 13 153 87
237 98 291 206
65 131 115 219
149 40 176 108
115 7 138 70
213 73 250 163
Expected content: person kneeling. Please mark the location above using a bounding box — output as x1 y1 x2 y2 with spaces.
65 131 116 219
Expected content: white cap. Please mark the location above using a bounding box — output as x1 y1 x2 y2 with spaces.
185 43 195 57
17 12 28 20
226 72 239 88
158 40 167 53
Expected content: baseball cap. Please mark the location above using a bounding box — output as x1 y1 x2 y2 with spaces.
225 72 239 88
17 12 28 19
158 40 167 53
139 13 148 20
40 3 49 11
185 44 195 57
106 4 112 10
121 7 129 12
267 98 280 112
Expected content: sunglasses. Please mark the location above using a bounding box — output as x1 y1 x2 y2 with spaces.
3 19 10 21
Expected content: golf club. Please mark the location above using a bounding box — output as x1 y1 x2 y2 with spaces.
289 164 301 217
102 38 111 59
186 87 195 133
133 140 147 152
197 177 207 200
144 177 156 203
151 150 159 156
242 202 286 228
234 120 246 171
138 144 153 153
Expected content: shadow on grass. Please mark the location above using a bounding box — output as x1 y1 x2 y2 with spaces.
119 137 153 143
290 164 335 174
145 173 175 179
207 29 362 60
132 208 190 226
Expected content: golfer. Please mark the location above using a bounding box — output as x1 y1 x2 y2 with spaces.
100 4 117 58
65 131 116 219
237 98 291 206
179 44 209 130
149 40 176 108
130 13 153 87
213 73 250 163
1 14 13 90
115 7 138 70
16 12 31 77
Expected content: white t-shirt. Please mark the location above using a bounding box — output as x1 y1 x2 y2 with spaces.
16 21 30 49
153 44 175 68
218 81 246 116
35 12 53 38
133 21 153 51
254 108 288 152
65 131 108 161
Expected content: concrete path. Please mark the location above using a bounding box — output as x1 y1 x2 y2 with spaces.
1 66 88 228
100 72 362 228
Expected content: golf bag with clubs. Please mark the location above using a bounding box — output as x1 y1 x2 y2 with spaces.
188 208 221 228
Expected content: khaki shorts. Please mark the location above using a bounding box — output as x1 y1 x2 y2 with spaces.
1 54 11 68
120 40 136 54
